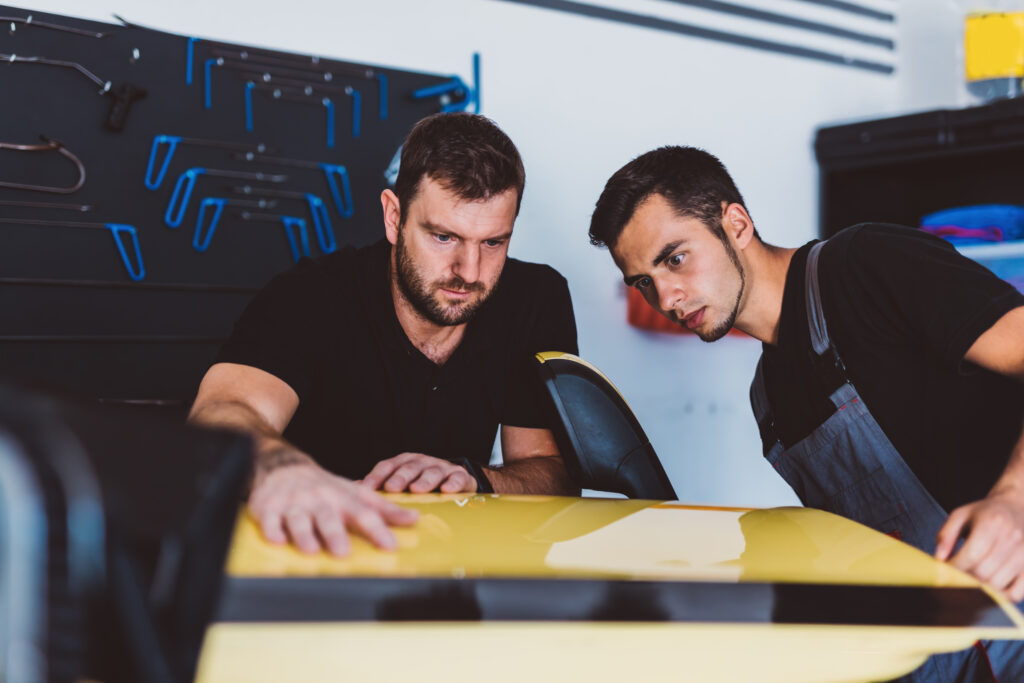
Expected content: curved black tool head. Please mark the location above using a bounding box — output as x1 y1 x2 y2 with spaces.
534 353 677 501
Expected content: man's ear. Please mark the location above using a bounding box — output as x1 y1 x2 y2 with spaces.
722 202 755 249
381 189 401 245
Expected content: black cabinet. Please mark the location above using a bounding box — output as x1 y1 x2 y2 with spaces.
815 99 1024 238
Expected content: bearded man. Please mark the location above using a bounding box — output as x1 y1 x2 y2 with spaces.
189 113 578 556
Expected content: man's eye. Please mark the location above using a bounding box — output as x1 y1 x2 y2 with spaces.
484 239 504 247
436 234 452 243
635 277 652 290
668 254 684 266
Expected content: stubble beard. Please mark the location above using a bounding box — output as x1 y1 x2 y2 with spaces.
695 240 746 343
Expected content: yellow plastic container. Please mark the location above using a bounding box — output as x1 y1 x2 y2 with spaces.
965 11 1024 98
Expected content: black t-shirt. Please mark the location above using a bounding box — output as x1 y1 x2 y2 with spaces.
761 224 1024 512
216 239 578 479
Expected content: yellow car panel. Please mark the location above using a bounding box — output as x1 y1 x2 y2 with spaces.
197 495 1024 683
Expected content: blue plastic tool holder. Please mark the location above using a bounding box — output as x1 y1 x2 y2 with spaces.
347 88 361 138
281 216 311 262
246 88 339 148
376 73 388 120
195 196 334 256
186 37 198 84
106 223 146 281
166 167 207 228
145 135 181 190
412 52 481 114
324 98 335 148
193 198 227 252
305 194 336 253
244 82 255 131
204 58 224 109
321 164 353 218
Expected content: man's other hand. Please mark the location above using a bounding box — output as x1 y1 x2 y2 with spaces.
361 452 479 493
936 493 1024 602
248 462 419 557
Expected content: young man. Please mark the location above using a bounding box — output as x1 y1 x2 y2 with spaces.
590 146 1024 680
190 113 578 557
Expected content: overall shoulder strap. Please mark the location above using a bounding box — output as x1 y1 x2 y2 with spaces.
804 241 830 355
804 240 851 396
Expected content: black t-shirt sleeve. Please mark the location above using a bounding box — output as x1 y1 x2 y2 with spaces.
214 261 325 401
836 225 1024 371
501 269 579 428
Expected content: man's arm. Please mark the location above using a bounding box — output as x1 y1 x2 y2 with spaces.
360 427 579 496
189 362 417 556
485 426 578 495
935 306 1024 599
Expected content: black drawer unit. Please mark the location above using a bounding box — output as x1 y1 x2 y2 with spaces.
815 99 1024 238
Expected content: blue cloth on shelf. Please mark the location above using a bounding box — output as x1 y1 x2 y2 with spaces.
921 204 1024 245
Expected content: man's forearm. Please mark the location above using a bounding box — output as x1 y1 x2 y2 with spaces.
484 455 579 496
188 400 315 489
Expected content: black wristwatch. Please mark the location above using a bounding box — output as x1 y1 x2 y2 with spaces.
454 457 494 494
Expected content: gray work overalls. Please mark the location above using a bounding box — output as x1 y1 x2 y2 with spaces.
750 241 1024 682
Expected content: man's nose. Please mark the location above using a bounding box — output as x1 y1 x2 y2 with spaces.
656 281 684 315
452 244 481 284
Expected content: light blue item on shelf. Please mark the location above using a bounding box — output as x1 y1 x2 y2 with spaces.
921 204 1024 245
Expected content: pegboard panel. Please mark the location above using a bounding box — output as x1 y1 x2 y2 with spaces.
0 5 477 402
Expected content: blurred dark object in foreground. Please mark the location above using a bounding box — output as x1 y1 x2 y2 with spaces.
0 381 251 683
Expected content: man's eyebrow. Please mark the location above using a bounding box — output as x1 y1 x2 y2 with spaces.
622 239 688 286
422 221 512 242
652 240 684 267
422 220 452 234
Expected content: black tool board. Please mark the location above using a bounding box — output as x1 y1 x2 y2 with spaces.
0 5 473 409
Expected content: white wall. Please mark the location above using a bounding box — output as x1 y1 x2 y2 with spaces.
897 1 966 112
20 0 940 507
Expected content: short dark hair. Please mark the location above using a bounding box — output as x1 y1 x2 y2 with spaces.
395 112 526 225
589 146 756 249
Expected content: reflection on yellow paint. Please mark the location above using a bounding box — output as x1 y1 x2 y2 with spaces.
228 494 984 589
545 507 746 580
733 508 976 587
228 494 651 579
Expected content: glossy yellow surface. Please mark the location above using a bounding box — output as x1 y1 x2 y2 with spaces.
197 495 1024 683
